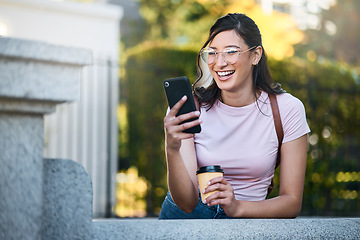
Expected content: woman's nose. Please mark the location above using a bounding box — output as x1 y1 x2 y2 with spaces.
215 53 227 66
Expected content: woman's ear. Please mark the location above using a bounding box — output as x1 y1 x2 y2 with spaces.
252 46 263 65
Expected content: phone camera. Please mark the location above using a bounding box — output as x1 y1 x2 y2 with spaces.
164 81 170 87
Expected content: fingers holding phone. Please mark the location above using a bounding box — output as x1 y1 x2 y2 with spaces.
164 95 201 150
163 76 202 134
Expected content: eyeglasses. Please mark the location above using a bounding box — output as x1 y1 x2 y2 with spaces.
200 46 257 64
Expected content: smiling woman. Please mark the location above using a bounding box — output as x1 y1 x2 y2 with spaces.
194 13 284 110
159 13 310 219
200 30 260 103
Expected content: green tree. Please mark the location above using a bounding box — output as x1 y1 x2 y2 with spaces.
122 45 198 215
269 58 360 215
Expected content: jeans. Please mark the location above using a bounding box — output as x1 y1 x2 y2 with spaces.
158 191 235 219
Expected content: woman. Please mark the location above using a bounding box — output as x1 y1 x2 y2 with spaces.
159 13 310 219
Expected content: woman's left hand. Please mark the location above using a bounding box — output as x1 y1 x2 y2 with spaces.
203 177 239 217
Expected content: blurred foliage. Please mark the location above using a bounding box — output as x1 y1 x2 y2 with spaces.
114 166 148 217
268 58 360 216
295 0 360 66
120 45 360 216
120 45 198 216
138 0 231 49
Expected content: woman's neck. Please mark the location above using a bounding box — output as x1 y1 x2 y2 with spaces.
221 88 260 107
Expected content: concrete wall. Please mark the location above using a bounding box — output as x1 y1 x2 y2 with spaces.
0 0 123 217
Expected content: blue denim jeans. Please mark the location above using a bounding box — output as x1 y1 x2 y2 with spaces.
158 191 234 219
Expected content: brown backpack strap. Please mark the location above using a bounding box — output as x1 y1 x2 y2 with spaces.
269 93 284 168
267 93 284 196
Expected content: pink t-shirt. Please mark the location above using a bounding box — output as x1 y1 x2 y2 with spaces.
194 91 310 201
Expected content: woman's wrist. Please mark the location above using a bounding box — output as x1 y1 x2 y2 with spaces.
166 147 181 160
234 200 245 218
226 200 244 218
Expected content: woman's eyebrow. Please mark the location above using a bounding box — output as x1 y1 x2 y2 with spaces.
208 45 241 50
226 45 241 49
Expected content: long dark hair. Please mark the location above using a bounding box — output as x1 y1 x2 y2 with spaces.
193 13 284 110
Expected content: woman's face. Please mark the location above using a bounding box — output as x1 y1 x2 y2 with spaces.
207 30 258 94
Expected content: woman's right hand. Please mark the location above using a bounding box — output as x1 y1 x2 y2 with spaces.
164 95 201 152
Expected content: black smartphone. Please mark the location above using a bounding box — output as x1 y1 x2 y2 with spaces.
163 76 201 134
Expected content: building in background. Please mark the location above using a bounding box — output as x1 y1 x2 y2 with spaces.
256 0 336 30
0 0 123 217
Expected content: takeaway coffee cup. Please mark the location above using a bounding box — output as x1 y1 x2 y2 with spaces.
196 165 224 202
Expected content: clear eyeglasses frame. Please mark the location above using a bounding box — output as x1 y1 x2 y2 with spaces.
199 45 257 65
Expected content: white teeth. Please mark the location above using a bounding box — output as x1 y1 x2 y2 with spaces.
217 71 234 77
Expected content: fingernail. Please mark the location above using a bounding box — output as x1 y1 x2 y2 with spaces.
182 95 187 100
202 189 205 194
195 111 200 116
207 181 211 185
203 199 206 204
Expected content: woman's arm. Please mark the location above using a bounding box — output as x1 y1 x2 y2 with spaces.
166 138 199 213
203 134 308 218
164 95 201 213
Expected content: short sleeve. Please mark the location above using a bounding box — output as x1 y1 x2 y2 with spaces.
278 93 311 144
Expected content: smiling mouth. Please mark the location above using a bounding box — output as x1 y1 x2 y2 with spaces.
217 70 235 77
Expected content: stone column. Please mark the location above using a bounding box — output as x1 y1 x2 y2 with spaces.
0 37 91 240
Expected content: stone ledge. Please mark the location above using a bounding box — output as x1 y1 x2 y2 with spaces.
93 218 360 240
0 37 92 66
0 98 58 114
0 37 92 103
